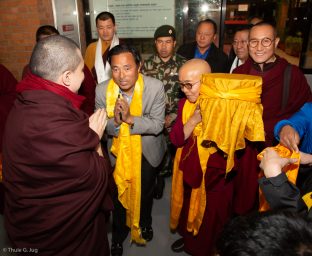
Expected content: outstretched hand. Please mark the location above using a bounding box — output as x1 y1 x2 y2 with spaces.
260 148 297 178
279 125 300 153
300 152 312 165
89 108 107 139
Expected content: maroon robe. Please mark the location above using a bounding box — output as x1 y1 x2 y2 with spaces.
233 56 312 146
0 64 17 150
79 65 96 116
232 56 312 215
3 74 112 255
22 64 96 116
0 64 17 214
170 98 255 256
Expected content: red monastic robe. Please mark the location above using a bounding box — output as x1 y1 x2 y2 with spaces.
3 74 112 255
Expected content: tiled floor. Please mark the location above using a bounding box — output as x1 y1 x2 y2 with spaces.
0 177 189 256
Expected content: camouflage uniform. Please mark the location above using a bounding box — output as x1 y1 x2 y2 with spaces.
141 53 186 135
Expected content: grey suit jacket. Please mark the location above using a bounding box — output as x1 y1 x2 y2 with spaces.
95 75 166 167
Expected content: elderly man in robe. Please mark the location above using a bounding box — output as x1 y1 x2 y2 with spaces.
170 59 264 255
2 35 112 255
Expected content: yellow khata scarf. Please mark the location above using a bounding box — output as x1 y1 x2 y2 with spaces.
200 73 265 174
106 74 145 244
171 73 265 235
257 144 300 212
170 100 214 235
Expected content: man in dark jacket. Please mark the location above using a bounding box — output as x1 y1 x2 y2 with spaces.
177 18 230 73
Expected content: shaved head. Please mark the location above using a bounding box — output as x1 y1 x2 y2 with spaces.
179 59 211 82
179 59 211 102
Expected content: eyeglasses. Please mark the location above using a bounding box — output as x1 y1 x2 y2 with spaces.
232 40 248 46
249 37 275 48
179 80 200 90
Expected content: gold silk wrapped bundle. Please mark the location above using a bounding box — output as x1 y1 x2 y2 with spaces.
199 73 265 174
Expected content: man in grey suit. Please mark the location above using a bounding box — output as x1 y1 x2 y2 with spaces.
95 44 166 256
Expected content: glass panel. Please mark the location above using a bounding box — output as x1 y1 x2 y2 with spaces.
87 0 222 56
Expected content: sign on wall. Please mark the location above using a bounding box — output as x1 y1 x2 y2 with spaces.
90 0 175 39
52 0 81 48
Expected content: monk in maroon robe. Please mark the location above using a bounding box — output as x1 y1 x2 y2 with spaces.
0 64 17 214
2 36 112 255
233 22 312 215
23 63 96 116
22 25 97 116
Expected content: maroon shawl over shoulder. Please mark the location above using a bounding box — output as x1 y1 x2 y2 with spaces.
233 56 312 146
0 64 17 214
3 74 112 255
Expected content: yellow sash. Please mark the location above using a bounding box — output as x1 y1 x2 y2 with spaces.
106 74 145 244
171 73 265 235
170 100 215 235
257 144 300 211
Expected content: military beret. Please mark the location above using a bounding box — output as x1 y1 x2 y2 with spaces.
154 25 176 40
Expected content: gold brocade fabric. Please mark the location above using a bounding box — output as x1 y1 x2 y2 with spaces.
106 74 146 244
199 73 265 174
171 73 265 235
257 144 300 212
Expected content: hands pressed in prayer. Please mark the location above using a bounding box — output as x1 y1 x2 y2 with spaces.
279 125 300 153
260 148 297 178
89 108 107 139
114 97 133 126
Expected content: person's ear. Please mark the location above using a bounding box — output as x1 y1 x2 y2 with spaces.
173 40 177 48
274 37 280 48
137 62 142 73
61 70 71 87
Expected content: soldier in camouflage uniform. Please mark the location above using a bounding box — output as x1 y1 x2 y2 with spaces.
141 25 186 199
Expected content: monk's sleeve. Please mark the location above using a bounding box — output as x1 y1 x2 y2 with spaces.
274 103 310 141
169 99 187 147
259 172 307 213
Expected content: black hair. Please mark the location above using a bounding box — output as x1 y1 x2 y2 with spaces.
96 11 115 25
234 24 253 34
36 25 59 42
217 211 312 256
197 18 217 34
107 44 141 67
250 21 278 38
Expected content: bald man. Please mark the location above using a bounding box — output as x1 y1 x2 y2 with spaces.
169 59 228 256
169 59 265 255
233 22 312 218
